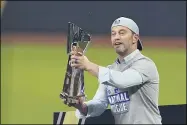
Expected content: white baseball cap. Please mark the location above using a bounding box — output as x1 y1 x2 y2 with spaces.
111 17 143 51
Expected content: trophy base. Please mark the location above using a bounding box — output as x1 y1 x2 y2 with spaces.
60 92 85 104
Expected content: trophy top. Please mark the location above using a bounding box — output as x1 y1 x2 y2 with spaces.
67 22 91 54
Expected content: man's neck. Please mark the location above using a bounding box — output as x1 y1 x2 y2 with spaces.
118 49 137 62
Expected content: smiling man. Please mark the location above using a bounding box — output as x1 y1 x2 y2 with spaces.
69 17 162 124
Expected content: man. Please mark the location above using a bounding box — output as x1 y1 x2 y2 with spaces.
69 17 162 124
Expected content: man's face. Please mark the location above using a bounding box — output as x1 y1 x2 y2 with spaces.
111 26 138 56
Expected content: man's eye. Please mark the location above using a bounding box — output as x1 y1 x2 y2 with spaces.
111 33 116 35
120 32 125 35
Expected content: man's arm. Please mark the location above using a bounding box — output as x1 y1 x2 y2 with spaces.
85 59 156 89
85 61 99 77
76 83 109 118
98 66 144 88
70 53 155 90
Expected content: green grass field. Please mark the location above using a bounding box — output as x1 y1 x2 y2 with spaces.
1 42 186 124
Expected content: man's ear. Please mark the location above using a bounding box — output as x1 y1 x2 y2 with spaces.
132 34 139 44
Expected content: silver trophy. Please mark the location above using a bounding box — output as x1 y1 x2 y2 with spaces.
60 22 91 105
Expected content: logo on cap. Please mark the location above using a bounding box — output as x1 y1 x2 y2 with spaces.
114 19 120 24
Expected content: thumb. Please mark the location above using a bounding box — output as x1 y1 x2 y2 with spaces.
77 52 83 56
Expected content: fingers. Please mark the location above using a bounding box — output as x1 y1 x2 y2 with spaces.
77 52 83 56
71 45 76 51
70 55 81 66
70 45 83 56
71 63 81 68
64 100 80 108
71 55 80 60
63 99 75 107
78 97 84 104
69 58 77 64
63 97 85 109
70 51 76 55
69 51 85 69
68 103 74 107
76 94 85 104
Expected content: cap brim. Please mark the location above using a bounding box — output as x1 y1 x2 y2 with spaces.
137 39 143 51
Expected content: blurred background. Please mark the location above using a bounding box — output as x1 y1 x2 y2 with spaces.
1 1 186 124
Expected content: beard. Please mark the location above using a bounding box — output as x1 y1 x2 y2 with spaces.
114 44 128 56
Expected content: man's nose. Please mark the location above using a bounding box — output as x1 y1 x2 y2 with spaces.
114 33 120 40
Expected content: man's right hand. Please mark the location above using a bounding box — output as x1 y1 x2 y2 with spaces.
63 96 88 116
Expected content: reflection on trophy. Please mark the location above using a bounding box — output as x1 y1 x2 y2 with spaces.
60 22 91 105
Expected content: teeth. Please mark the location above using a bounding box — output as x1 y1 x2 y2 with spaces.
115 43 121 45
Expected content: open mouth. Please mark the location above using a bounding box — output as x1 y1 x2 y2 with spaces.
114 42 122 45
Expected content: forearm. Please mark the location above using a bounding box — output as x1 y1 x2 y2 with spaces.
76 99 108 118
75 74 108 119
85 61 99 78
85 61 143 89
86 99 108 116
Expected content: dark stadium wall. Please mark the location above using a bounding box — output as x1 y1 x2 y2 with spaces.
53 104 186 124
1 1 186 37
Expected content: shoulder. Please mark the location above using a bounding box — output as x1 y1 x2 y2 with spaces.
133 53 158 70
132 53 159 82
